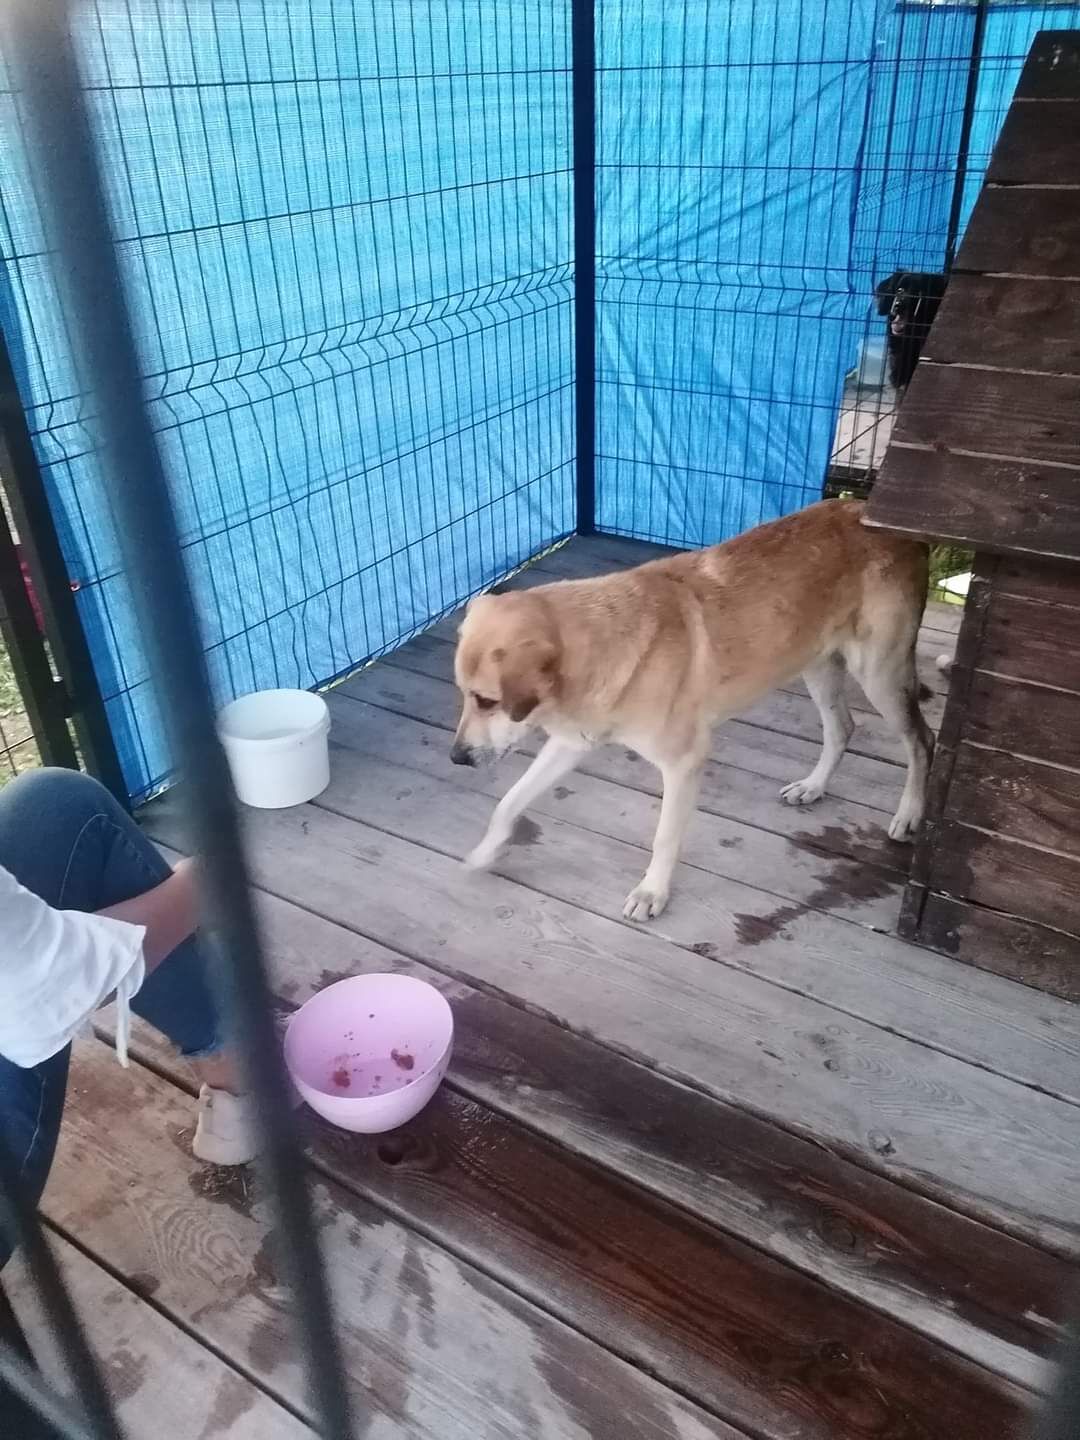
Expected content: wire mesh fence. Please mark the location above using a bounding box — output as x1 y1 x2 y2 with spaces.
595 0 1080 546
0 0 576 804
0 486 41 784
3 2 1079 802
0 477 85 787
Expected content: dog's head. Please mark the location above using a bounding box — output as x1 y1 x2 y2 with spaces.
874 271 947 338
450 592 561 766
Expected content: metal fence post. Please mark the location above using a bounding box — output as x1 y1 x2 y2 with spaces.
0 469 79 772
572 0 597 536
945 0 991 270
0 326 127 800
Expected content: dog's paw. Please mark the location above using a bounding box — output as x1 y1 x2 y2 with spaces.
623 881 669 922
887 808 922 843
780 777 825 807
464 838 504 870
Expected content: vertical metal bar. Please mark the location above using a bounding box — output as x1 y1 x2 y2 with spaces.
1035 1321 1080 1440
0 477 79 770
944 0 990 270
0 327 127 800
1 3 357 1436
0 1344 109 1440
0 1135 123 1440
572 0 597 536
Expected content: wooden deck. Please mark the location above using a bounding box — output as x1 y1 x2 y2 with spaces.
10 534 1080 1439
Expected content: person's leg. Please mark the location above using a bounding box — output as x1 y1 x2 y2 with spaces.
0 770 250 1236
0 767 229 1070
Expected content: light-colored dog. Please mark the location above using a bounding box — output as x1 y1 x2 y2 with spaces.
451 499 932 921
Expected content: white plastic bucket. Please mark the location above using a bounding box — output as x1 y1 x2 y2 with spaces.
217 688 331 809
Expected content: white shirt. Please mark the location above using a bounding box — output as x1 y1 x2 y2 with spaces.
0 863 145 1069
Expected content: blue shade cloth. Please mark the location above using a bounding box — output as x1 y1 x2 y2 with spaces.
0 1 575 801
1 2 1078 802
595 1 1080 545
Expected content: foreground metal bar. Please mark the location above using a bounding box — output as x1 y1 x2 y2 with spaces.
1035 1321 1080 1440
1 2 356 1434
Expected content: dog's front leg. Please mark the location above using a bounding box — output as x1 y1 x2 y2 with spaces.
623 755 703 921
465 736 590 871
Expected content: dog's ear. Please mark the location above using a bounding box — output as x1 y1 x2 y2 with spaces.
499 638 559 723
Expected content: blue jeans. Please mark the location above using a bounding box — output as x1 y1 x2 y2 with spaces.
0 768 224 1270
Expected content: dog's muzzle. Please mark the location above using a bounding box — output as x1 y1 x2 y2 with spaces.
450 741 477 767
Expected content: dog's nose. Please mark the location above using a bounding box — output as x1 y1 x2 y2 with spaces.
450 742 476 767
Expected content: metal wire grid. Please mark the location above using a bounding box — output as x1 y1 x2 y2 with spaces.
0 482 82 786
831 1 1080 494
593 0 1080 547
0 0 576 803
0 488 40 783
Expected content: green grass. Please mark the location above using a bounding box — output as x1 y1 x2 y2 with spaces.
928 544 973 606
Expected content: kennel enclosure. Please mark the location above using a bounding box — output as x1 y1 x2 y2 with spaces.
3 1 1079 802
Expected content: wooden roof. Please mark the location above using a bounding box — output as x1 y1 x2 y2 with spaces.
865 31 1080 562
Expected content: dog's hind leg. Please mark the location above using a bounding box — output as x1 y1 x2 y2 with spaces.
624 751 704 922
779 653 854 807
846 640 934 842
465 735 589 871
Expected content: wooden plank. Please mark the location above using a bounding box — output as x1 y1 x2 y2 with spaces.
893 365 1080 471
903 558 998 943
308 1091 1033 1439
865 445 1080 560
917 891 1080 1004
326 692 905 930
924 599 964 635
963 670 1080 770
987 101 1080 186
922 275 1080 376
121 871 1073 1391
46 1047 739 1440
955 187 1080 278
5 1236 313 1440
980 589 1080 692
337 658 912 865
946 743 1080 862
1016 32 1080 102
144 794 1080 1257
996 556 1080 609
533 534 681 577
316 713 1080 1105
928 819 1080 941
106 1006 1037 1436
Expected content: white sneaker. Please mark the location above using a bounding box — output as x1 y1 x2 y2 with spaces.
192 1085 258 1166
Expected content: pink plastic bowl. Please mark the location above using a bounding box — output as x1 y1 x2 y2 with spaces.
284 974 453 1134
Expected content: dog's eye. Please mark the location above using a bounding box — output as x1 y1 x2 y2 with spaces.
473 694 497 712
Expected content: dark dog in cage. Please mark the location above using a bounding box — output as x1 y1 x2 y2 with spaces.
874 271 947 390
